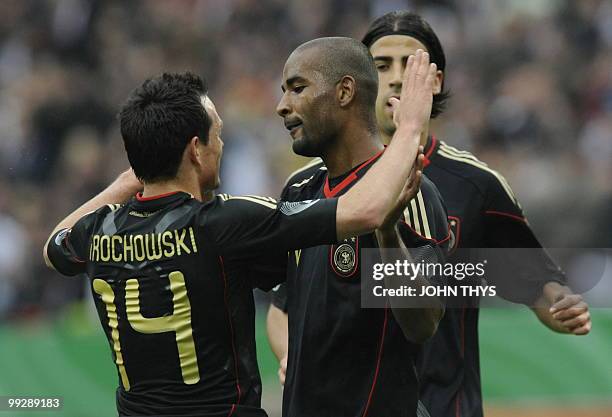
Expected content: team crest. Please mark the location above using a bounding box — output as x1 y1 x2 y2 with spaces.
330 237 359 277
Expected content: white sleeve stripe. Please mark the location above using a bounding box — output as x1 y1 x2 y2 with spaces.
244 195 277 203
416 190 432 239
439 143 481 162
410 198 422 236
403 207 413 228
226 196 277 209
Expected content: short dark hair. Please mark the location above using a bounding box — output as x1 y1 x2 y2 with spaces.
362 11 450 118
119 72 211 182
296 37 379 120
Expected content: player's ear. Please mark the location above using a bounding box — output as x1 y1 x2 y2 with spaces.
433 70 444 95
187 136 201 165
337 75 356 108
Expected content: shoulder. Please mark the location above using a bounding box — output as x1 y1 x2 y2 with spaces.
209 193 278 214
76 203 122 233
281 158 327 200
433 141 519 205
283 158 326 187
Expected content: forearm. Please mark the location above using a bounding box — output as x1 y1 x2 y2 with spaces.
376 227 444 343
266 304 289 361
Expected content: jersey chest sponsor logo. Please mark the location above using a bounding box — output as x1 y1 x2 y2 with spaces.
329 237 359 278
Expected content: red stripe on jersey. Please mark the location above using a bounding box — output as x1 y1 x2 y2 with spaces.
219 256 242 405
455 307 466 417
399 220 451 245
455 390 462 417
227 404 236 417
323 149 385 198
135 191 181 201
423 136 437 167
64 231 86 263
362 306 388 417
484 210 527 223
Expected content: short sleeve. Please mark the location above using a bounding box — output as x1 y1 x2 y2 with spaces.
481 174 566 303
271 282 288 312
46 212 96 276
204 194 338 256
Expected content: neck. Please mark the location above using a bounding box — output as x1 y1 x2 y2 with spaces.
142 174 204 201
380 122 430 148
322 123 384 178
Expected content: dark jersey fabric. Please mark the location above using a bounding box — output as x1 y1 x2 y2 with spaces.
415 137 566 417
274 150 450 417
47 191 338 417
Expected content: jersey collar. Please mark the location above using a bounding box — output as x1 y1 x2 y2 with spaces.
132 191 193 210
323 148 385 198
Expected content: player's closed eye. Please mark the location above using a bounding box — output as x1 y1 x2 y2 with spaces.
376 63 389 71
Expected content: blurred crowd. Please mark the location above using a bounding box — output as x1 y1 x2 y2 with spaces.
0 0 610 319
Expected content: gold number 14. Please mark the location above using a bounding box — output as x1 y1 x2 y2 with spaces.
93 271 200 391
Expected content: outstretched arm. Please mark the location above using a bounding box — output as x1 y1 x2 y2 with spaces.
43 169 142 268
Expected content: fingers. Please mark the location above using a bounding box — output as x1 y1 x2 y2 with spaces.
278 366 286 386
401 53 417 97
559 311 591 330
572 320 592 335
393 49 437 132
548 293 592 335
278 356 287 386
401 50 436 94
389 97 400 115
405 147 424 189
415 146 425 172
407 146 424 180
552 304 588 321
401 50 429 98
550 294 585 314
399 150 424 205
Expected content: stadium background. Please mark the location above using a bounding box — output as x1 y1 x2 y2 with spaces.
0 0 610 416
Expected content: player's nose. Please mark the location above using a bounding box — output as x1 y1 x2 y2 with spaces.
276 95 291 118
389 63 403 89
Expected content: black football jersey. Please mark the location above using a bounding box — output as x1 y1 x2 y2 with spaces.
274 150 450 417
416 137 566 417
47 191 339 417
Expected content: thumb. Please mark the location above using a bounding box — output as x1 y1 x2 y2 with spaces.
389 97 400 113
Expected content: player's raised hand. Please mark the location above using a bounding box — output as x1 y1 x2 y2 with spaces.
117 168 144 193
550 294 592 335
379 146 425 231
389 49 437 134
